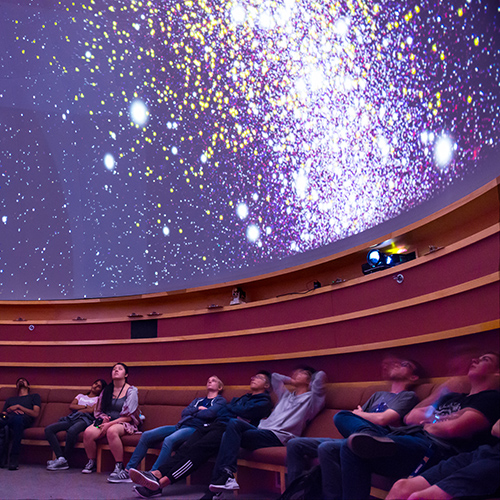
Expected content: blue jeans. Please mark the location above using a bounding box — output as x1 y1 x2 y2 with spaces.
126 425 196 471
213 419 282 478
333 410 388 437
339 430 444 500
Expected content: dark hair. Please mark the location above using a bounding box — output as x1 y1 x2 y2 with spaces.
88 378 107 396
100 363 129 414
483 352 500 368
257 370 272 390
404 359 423 379
294 365 317 377
15 377 30 393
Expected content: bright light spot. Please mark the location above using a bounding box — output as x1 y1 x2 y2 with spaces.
171 146 178 155
85 50 92 58
434 135 454 168
104 153 115 171
1 216 7 224
237 203 249 219
294 169 308 198
200 153 207 163
334 18 349 37
162 226 170 236
259 10 275 30
130 99 148 126
132 23 140 31
246 224 260 242
231 4 246 24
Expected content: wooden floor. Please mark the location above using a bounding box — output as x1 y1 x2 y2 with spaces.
0 464 274 500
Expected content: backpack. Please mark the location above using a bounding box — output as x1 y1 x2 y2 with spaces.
277 465 322 500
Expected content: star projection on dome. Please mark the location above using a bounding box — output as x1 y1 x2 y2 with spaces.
0 0 499 299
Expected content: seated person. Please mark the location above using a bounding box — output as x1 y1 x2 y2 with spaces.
82 363 141 479
387 419 500 500
208 367 327 494
128 371 274 498
45 379 107 470
286 357 420 499
334 352 500 500
108 375 226 483
0 377 41 470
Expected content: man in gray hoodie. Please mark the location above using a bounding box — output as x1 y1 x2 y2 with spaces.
208 366 327 493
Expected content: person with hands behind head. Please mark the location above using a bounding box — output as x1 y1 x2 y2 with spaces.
0 377 41 470
44 378 107 471
82 363 141 480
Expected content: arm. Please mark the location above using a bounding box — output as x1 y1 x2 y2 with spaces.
353 407 402 426
232 395 273 422
272 372 291 399
6 404 40 419
405 405 436 425
423 408 491 440
196 396 226 421
181 398 202 418
69 395 95 414
308 370 327 418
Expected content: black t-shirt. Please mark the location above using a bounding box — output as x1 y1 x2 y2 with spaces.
3 393 42 425
428 390 500 452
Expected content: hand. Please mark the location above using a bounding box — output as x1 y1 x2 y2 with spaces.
101 415 111 423
197 406 208 410
352 406 364 416
99 422 113 433
6 405 20 413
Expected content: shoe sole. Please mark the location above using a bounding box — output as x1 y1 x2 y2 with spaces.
133 486 162 498
347 433 397 458
107 477 132 483
209 483 240 492
81 469 96 474
47 466 69 471
129 469 160 490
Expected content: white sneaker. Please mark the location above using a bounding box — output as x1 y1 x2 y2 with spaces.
108 466 132 483
81 459 96 474
47 456 69 470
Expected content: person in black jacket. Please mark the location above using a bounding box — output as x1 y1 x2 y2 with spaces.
129 371 273 498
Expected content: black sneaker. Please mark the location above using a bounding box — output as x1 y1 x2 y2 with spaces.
133 485 162 498
347 433 397 458
200 491 222 500
209 471 240 492
129 468 161 490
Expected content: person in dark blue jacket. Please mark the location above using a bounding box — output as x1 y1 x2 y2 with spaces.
129 371 273 498
108 375 226 483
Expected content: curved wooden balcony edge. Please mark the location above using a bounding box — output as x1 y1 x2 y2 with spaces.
0 320 497 368
1 221 498 325
0 176 498 315
0 270 497 346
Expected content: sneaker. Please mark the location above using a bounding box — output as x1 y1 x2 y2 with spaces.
209 471 240 492
81 459 96 474
200 491 222 500
47 456 69 470
133 485 162 498
129 468 162 490
108 464 132 483
347 433 397 459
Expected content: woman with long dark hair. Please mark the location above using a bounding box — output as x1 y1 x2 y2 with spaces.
82 363 140 478
44 379 107 470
